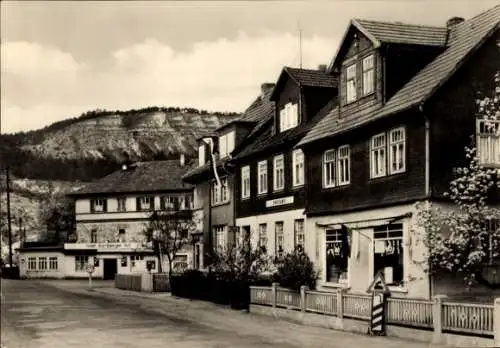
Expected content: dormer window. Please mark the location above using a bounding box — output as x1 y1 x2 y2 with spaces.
346 64 357 103
279 102 299 132
219 131 235 158
362 55 375 96
198 144 206 166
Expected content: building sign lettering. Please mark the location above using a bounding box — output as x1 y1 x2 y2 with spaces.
265 196 294 208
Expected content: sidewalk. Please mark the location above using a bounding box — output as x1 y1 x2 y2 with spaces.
36 280 433 348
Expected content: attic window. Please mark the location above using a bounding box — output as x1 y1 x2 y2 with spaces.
279 102 299 132
346 64 357 103
362 55 375 96
198 144 206 166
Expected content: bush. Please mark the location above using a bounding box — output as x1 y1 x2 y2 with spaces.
275 251 318 292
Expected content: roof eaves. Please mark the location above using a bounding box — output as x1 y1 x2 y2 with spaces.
419 22 500 109
270 67 295 101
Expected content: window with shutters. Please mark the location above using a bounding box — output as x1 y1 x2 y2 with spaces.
292 149 304 187
198 144 206 166
219 131 235 158
362 54 375 96
273 154 285 191
346 63 357 103
90 199 107 213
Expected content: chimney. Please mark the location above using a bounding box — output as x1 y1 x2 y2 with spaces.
446 17 465 29
318 64 327 72
260 83 275 98
180 153 185 167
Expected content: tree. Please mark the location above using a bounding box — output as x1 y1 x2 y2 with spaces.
38 186 76 243
275 249 319 292
416 71 500 287
211 232 275 283
143 200 196 282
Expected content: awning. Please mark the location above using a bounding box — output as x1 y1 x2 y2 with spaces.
315 212 412 230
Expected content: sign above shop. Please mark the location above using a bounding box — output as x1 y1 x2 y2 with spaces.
64 242 147 252
265 196 294 208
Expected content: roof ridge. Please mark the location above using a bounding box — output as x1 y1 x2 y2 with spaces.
466 3 500 23
354 17 446 30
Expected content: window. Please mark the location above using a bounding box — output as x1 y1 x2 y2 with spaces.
241 166 250 199
273 154 284 191
257 161 268 194
117 197 127 212
370 133 387 178
91 199 107 213
219 131 235 158
323 145 350 188
49 257 58 270
38 257 47 270
294 219 305 251
259 224 268 252
389 127 406 174
337 145 350 185
477 119 500 167
198 144 206 166
162 196 176 210
130 255 144 268
213 226 226 251
118 228 126 242
362 55 375 96
90 229 97 243
28 257 36 270
138 196 154 211
275 222 284 257
373 224 404 287
323 150 336 188
325 229 348 283
212 177 230 205
280 102 299 132
292 149 304 187
346 63 357 103
173 255 189 272
75 255 89 272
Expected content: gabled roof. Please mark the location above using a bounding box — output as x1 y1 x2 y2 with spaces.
300 5 500 147
328 18 448 72
233 99 337 161
70 160 193 196
271 67 337 100
182 86 275 182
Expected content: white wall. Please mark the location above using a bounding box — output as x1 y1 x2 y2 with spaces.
19 251 65 279
236 209 306 256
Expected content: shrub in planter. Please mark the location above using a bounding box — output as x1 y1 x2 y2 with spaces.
275 250 318 292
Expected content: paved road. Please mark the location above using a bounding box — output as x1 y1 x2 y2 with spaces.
1 279 431 348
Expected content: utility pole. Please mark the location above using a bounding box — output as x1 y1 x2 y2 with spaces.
6 166 13 266
298 21 303 69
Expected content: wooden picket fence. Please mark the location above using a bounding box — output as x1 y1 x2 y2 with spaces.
250 284 494 338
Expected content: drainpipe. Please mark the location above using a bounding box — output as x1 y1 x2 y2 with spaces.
420 102 433 298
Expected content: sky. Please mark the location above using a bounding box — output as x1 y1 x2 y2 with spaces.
1 0 498 134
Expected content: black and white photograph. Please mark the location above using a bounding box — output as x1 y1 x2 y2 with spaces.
1 1 499 347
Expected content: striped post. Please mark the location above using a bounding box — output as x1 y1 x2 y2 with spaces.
369 291 387 335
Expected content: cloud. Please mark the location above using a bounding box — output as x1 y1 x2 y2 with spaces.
1 41 87 75
2 32 337 133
